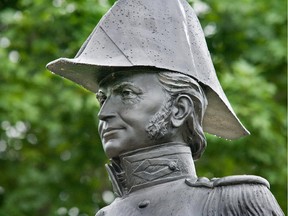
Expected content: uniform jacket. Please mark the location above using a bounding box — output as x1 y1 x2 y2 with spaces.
95 144 284 216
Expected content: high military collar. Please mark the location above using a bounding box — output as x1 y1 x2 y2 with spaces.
105 143 197 197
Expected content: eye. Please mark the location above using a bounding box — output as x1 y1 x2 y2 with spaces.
121 88 138 100
122 89 134 97
99 97 107 106
96 91 107 106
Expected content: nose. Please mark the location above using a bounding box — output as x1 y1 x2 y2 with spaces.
98 98 116 121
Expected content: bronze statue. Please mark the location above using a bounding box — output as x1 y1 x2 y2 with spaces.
47 0 284 215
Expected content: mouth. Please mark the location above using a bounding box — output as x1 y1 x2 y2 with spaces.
101 127 124 139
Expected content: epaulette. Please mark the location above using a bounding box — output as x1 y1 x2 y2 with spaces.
185 175 270 189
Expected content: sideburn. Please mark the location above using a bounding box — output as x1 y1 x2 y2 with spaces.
145 98 174 140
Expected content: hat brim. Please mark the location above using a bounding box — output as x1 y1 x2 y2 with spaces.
47 58 250 140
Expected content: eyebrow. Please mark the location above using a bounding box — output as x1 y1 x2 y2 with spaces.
111 82 143 94
96 81 143 98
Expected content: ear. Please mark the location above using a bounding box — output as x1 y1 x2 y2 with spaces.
171 94 193 128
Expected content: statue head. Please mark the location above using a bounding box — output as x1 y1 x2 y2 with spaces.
96 69 207 160
46 0 249 160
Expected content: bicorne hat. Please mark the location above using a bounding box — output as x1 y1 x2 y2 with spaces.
47 0 249 139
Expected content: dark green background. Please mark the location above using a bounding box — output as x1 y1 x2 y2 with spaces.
0 0 286 215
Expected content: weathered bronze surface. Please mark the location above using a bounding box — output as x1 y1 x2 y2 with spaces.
47 0 284 215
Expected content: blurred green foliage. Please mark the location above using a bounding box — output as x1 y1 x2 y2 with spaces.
0 0 286 215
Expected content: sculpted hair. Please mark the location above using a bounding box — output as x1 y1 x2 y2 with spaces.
157 72 208 160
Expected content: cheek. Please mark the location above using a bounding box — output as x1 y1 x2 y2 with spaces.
120 103 161 125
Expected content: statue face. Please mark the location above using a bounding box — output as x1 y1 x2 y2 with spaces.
97 72 172 158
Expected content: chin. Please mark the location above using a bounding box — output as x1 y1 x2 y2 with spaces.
103 139 123 158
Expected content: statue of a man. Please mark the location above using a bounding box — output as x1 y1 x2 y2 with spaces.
47 0 284 215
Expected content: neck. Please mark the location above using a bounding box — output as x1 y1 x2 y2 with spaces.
105 143 197 197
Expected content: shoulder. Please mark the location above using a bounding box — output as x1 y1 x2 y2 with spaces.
185 174 270 188
185 175 284 216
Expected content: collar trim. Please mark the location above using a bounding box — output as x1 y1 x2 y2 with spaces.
106 143 197 196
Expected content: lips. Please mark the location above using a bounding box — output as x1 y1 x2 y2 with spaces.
101 127 125 140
